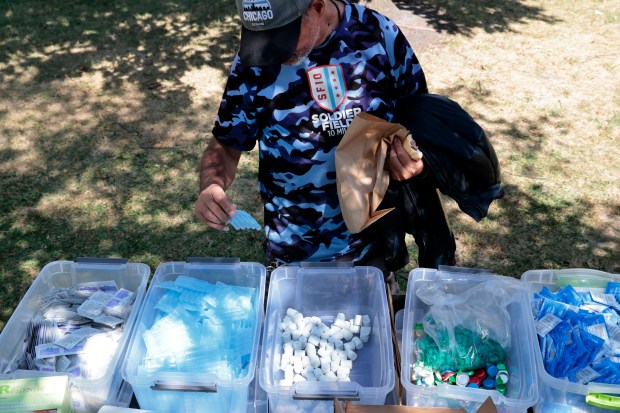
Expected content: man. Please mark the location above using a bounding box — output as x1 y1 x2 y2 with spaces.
194 0 427 283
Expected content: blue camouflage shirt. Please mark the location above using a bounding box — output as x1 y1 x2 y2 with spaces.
213 1 427 264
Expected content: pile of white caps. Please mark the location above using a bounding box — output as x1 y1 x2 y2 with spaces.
278 308 372 386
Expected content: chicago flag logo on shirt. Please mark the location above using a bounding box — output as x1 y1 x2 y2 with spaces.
307 65 346 112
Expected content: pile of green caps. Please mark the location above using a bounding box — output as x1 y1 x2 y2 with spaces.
415 324 506 372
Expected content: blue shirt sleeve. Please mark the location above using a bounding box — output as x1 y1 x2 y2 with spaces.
212 56 262 151
380 15 428 97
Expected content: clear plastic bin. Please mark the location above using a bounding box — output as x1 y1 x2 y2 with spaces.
106 355 267 412
246 343 268 413
249 367 268 413
522 268 620 413
395 309 404 354
0 258 150 413
260 263 394 413
108 381 134 408
401 267 539 413
121 259 266 413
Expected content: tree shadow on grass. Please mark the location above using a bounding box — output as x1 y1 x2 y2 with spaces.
400 175 619 281
448 184 620 277
398 187 619 285
0 0 239 101
390 0 559 36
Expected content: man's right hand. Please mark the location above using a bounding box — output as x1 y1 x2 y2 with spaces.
194 183 237 231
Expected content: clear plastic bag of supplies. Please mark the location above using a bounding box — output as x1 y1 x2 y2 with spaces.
414 270 524 372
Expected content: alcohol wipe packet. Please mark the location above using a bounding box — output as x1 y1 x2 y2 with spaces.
229 210 261 230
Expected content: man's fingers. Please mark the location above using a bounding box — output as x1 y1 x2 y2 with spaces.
194 201 228 230
391 138 411 166
194 185 237 231
210 188 236 220
195 205 222 225
389 138 424 181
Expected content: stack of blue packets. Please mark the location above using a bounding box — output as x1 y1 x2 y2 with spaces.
137 276 257 380
533 282 620 384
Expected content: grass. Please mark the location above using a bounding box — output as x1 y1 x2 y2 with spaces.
1 0 619 330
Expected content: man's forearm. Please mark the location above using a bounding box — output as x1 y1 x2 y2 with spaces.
199 138 242 192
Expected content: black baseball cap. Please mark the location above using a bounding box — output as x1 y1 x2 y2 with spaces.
236 0 313 66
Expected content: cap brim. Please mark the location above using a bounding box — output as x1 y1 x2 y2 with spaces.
239 16 302 67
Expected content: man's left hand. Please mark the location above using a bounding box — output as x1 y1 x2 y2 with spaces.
388 137 425 180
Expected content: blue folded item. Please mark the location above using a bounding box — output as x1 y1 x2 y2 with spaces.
555 285 583 306
229 210 261 230
606 282 620 304
138 276 258 380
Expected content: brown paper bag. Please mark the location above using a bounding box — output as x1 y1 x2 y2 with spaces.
335 112 410 234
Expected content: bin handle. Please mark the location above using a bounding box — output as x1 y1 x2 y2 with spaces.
150 380 217 393
437 265 493 275
75 257 128 265
293 390 359 401
187 257 240 265
586 393 620 410
299 262 354 269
